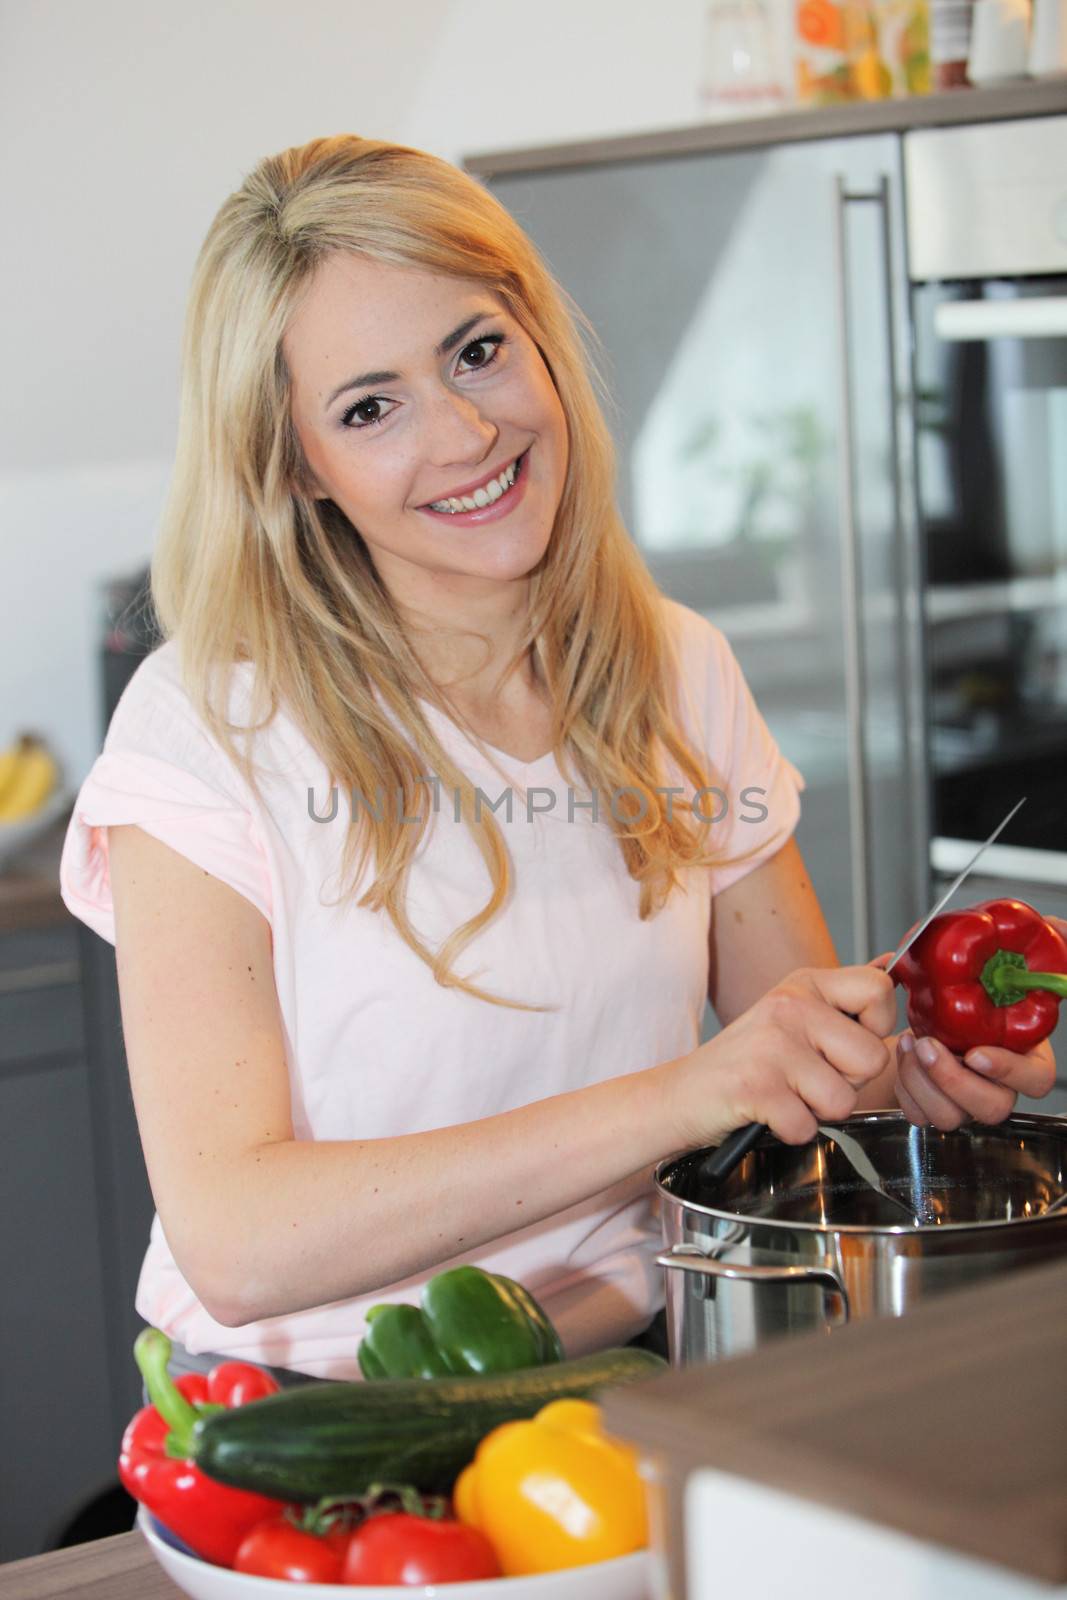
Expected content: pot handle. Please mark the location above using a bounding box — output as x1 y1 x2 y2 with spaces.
656 1245 850 1325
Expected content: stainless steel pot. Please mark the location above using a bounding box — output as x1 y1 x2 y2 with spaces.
656 1111 1067 1364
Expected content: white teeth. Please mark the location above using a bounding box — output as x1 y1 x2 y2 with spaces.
428 454 522 514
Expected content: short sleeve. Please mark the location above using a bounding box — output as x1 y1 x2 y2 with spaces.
665 600 806 899
59 650 273 945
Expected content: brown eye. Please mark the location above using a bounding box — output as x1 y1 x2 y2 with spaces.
457 335 505 373
341 396 395 430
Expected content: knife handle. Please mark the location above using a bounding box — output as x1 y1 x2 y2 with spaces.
693 1002 885 1189
697 1121 767 1184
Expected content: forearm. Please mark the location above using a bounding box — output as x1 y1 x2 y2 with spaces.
188 1058 682 1326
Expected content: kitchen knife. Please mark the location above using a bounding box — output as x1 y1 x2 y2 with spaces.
882 795 1027 976
696 797 1028 1188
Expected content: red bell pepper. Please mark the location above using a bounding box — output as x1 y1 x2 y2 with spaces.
120 1328 287 1568
893 898 1067 1056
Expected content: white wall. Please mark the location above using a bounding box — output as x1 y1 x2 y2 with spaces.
0 0 713 786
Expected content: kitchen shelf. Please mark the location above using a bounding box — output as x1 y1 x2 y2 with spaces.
467 81 1067 177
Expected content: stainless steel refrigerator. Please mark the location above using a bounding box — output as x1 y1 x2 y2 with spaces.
478 112 1067 1099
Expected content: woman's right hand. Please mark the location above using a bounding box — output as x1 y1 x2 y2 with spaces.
664 963 898 1152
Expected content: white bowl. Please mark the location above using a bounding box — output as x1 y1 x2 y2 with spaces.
137 1509 652 1600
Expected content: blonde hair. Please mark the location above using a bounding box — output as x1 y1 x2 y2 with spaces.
152 133 745 1008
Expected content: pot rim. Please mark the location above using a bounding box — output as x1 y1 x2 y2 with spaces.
653 1109 1067 1235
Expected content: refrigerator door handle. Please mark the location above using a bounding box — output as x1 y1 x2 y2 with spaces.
833 175 900 963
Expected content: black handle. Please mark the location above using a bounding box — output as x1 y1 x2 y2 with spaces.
697 1121 767 1185
693 1011 872 1189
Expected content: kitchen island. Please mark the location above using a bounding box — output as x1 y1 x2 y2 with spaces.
606 1254 1067 1600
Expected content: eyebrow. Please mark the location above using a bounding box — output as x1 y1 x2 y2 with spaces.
325 312 499 408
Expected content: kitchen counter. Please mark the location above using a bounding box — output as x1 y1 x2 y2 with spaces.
2 1531 178 1600
0 809 72 935
605 1254 1067 1599
467 79 1067 175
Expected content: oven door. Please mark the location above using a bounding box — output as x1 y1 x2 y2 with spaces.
913 276 1067 872
912 273 1067 1096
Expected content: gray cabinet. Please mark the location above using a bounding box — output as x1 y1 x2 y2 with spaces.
0 918 152 1562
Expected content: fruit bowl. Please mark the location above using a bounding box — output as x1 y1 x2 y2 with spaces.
137 1510 652 1600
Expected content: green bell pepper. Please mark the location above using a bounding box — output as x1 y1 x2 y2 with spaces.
358 1265 564 1380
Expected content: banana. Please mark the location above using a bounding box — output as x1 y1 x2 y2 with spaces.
0 734 60 824
0 739 27 809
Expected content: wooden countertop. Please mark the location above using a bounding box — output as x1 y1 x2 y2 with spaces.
604 1253 1067 1585
2 1531 179 1600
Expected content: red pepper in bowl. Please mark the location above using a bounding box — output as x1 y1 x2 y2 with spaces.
893 898 1067 1056
120 1328 287 1567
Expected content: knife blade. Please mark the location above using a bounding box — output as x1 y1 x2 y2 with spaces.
884 795 1027 975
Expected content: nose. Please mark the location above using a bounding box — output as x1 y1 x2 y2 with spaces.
423 386 497 470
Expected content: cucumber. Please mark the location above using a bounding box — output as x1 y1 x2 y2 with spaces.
192 1346 665 1502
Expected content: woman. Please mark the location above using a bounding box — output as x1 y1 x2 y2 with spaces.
60 134 1056 1382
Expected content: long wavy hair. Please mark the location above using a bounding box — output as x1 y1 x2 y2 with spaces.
152 133 747 1009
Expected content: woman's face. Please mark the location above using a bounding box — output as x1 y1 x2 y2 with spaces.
285 253 569 607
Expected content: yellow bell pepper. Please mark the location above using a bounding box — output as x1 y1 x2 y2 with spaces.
452 1397 647 1576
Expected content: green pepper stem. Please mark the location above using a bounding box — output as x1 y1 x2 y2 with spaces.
133 1328 222 1458
993 969 1067 998
1004 966 1067 992
981 947 1067 1006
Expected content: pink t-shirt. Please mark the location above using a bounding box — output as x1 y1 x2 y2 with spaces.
60 597 804 1377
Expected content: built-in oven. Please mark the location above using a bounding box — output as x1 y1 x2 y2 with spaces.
905 115 1067 1106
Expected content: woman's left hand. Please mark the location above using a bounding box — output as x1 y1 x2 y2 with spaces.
893 1030 1057 1130
888 911 1064 1129
895 915 1062 1126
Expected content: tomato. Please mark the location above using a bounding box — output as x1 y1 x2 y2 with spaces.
234 1514 350 1583
342 1513 501 1585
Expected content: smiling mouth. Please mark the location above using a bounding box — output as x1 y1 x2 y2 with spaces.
424 452 526 514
